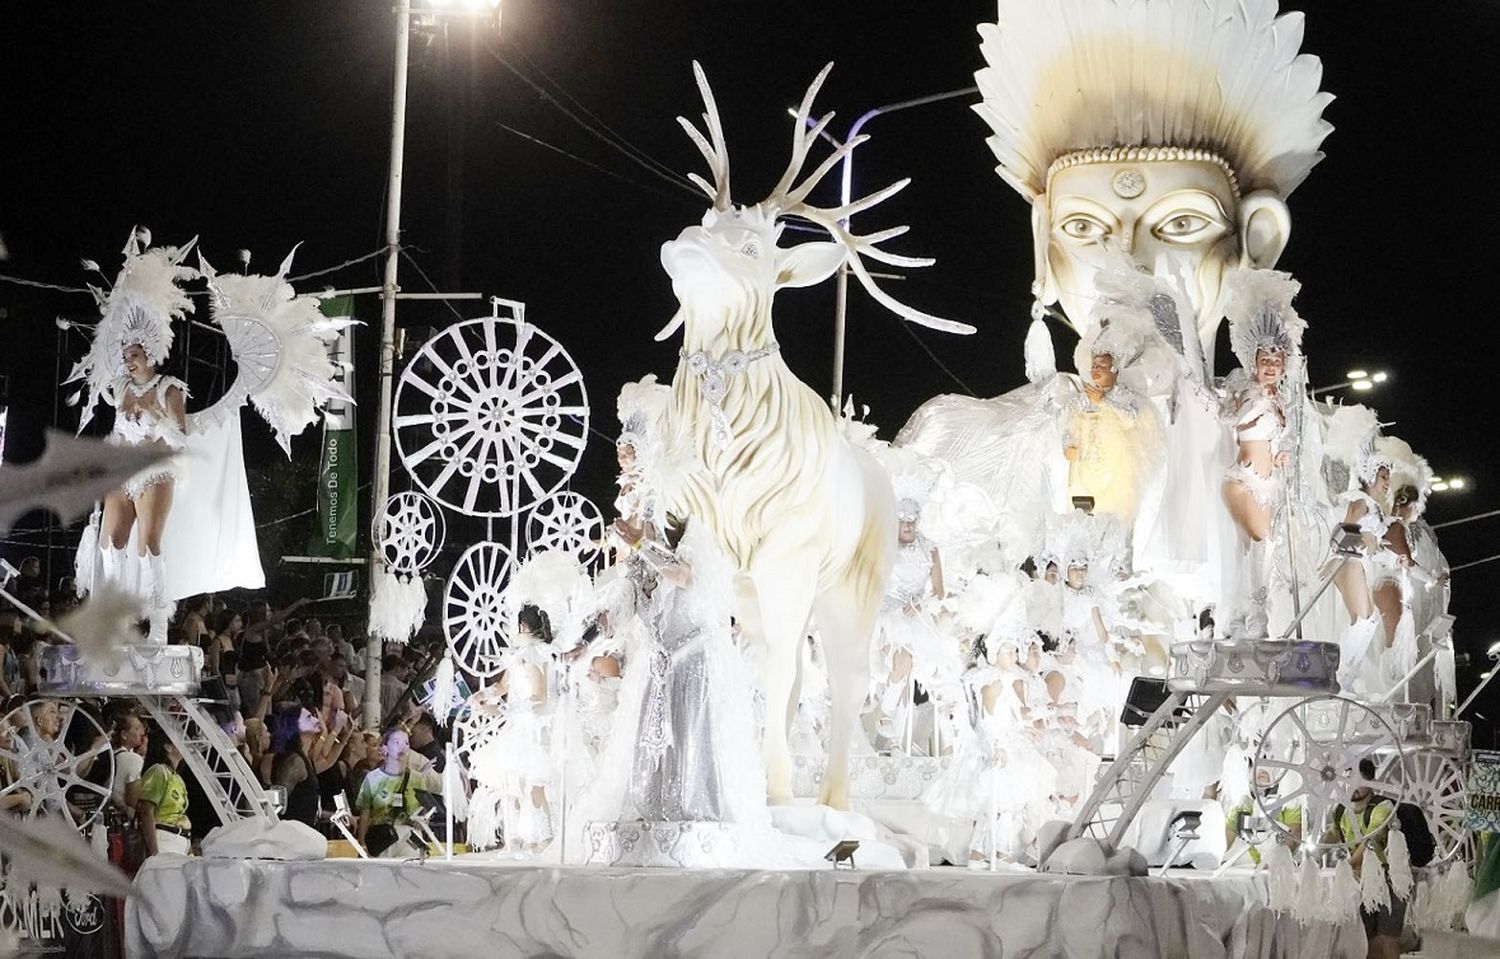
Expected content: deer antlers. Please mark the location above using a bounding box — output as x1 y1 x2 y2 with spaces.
677 62 975 336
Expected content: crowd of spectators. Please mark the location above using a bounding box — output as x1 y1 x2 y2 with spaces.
1 555 451 865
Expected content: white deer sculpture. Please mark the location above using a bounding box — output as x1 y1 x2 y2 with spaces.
655 62 974 808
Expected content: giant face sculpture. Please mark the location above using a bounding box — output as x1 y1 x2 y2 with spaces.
975 0 1332 368
1039 157 1290 356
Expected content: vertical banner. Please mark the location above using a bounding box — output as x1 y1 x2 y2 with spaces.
313 297 358 559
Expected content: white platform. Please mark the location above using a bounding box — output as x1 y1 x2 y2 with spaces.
125 856 1367 958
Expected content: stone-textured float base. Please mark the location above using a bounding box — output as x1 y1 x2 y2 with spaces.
126 856 1367 958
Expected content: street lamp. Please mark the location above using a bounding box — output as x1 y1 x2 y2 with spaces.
818 86 978 411
1310 368 1389 397
1431 474 1468 493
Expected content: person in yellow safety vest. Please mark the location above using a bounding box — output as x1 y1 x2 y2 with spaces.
1322 758 1405 959
1223 760 1302 864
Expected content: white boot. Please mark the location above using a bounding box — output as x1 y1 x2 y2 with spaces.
1242 541 1272 639
142 552 171 645
99 544 127 590
1339 614 1381 695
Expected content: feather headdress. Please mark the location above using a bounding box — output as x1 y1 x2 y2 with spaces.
974 0 1334 201
616 375 669 453
66 227 199 431
1044 508 1119 572
1322 403 1388 489
1225 268 1306 372
199 247 356 455
507 549 592 649
1377 434 1433 513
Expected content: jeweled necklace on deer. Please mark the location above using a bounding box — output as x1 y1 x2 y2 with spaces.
679 342 780 447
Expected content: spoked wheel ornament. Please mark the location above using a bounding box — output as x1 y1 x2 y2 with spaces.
394 316 589 518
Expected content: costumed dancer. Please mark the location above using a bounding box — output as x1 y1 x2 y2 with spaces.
1384 443 1453 709
66 230 198 643
607 376 670 565
925 570 1056 867
1051 510 1127 752
1063 295 1164 532
1323 405 1401 696
1218 269 1306 639
577 518 770 840
869 474 950 754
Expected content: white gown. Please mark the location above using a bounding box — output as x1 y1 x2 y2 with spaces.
575 525 769 830
923 663 1057 862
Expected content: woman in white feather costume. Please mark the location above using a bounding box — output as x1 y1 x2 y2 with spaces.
924 571 1056 867
575 519 771 835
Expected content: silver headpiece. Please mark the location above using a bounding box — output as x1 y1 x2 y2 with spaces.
1225 269 1306 372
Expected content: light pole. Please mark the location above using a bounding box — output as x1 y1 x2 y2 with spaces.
365 0 502 729
1310 368 1388 398
365 0 414 729
825 86 978 411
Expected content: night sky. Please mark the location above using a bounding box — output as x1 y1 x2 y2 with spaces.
3 2 1497 728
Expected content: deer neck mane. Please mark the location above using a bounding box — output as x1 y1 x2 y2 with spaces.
678 289 777 358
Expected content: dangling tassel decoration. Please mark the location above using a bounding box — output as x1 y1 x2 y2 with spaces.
1328 857 1362 926
1023 315 1056 383
1292 854 1323 926
1435 860 1473 930
1360 847 1391 912
432 655 456 727
464 784 503 851
1386 824 1414 901
1265 841 1298 914
368 567 426 643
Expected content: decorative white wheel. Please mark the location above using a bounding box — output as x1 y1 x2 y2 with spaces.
0 699 113 829
1251 695 1405 852
374 491 447 575
525 491 604 564
1383 750 1469 866
394 317 590 517
443 542 516 677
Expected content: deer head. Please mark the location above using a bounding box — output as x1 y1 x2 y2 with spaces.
658 62 975 347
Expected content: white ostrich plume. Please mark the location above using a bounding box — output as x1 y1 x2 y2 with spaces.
1377 434 1433 511
200 246 357 455
975 0 1334 200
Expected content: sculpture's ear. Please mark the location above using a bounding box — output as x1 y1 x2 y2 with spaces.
1238 190 1291 270
775 241 845 289
1031 195 1061 309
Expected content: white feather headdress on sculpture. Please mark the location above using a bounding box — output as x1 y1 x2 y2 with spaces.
1377 435 1434 513
66 227 199 431
199 247 356 455
1225 268 1306 372
1322 403 1388 490
974 0 1334 202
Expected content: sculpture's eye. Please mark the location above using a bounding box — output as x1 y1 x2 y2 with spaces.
739 239 762 259
1059 215 1109 241
1154 212 1226 243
